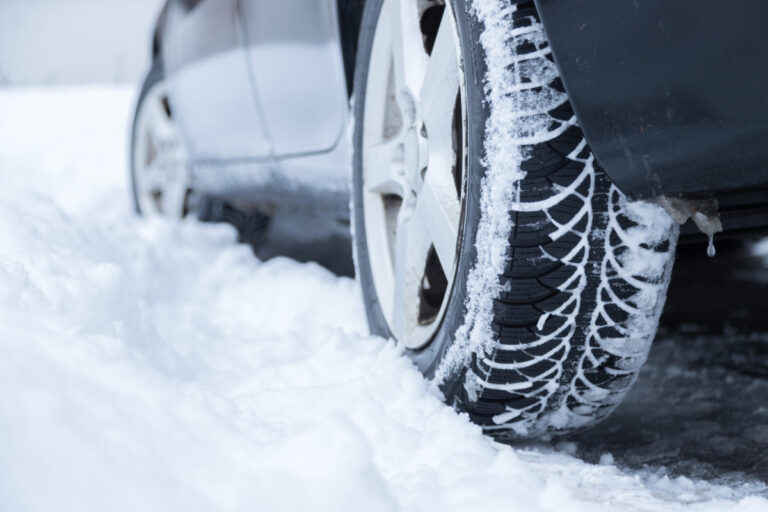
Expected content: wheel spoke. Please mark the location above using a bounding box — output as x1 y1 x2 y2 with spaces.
416 9 461 273
391 202 431 338
140 160 165 192
419 9 459 158
365 11 395 140
160 169 189 217
385 0 428 100
416 164 460 273
365 138 405 196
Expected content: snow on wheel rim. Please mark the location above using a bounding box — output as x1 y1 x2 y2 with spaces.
133 80 191 218
362 0 467 350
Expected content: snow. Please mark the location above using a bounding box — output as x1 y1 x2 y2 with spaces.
0 86 766 511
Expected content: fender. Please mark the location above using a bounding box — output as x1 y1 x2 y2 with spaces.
534 0 768 203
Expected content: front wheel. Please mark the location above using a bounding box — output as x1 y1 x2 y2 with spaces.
352 0 678 439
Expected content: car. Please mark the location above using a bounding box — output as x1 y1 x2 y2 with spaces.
130 0 768 440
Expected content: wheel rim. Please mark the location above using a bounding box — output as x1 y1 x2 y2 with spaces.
132 80 191 218
362 0 466 350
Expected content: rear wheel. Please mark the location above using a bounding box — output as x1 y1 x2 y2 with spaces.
352 0 678 438
130 64 193 218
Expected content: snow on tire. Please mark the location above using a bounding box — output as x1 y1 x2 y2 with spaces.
353 0 678 440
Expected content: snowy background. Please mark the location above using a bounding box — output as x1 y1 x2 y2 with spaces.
1 2 768 511
0 0 163 85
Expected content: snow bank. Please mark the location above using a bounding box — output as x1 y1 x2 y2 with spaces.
0 86 765 511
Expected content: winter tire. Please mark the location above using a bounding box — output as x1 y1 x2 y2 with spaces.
130 63 192 218
352 0 678 438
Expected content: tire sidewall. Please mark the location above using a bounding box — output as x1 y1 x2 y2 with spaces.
352 0 489 389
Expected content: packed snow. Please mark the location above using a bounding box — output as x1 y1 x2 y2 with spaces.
0 87 766 511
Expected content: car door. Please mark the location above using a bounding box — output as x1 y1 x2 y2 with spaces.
162 0 272 162
239 0 349 158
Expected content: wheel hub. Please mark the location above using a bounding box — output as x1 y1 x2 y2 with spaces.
403 126 428 192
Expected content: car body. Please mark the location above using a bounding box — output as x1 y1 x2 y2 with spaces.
149 0 356 221
147 0 768 237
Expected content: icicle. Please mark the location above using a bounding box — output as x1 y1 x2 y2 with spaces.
707 233 716 258
656 197 723 259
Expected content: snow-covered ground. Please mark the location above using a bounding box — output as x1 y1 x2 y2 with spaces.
0 86 766 512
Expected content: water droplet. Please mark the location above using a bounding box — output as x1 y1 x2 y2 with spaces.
707 233 716 258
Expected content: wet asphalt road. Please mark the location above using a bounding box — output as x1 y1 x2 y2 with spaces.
571 238 768 489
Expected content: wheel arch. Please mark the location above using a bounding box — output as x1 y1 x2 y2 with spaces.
533 0 768 203
337 0 367 96
150 1 174 67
